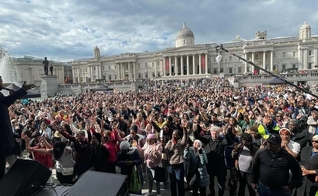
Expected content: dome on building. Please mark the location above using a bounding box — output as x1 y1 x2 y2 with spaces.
94 46 100 51
299 22 311 40
300 22 311 30
176 22 194 39
175 22 195 47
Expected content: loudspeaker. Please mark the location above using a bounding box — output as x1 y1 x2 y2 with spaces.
0 159 52 196
66 171 128 196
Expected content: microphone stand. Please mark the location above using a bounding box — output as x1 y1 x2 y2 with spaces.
215 44 318 99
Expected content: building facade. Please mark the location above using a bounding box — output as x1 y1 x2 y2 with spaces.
68 22 318 83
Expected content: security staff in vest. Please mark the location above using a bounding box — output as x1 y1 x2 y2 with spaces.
43 57 49 75
257 113 280 140
251 134 302 196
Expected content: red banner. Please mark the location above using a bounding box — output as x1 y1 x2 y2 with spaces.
201 54 205 69
165 57 169 71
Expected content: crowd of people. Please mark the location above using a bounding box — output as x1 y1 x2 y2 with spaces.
1 75 318 196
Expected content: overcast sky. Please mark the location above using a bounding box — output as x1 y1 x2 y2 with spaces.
0 0 317 61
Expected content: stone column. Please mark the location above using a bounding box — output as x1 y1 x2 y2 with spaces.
205 53 208 74
299 48 303 69
314 47 318 67
244 53 247 73
180 56 184 75
133 62 136 80
199 54 202 74
174 56 178 75
251 52 255 73
270 51 273 71
128 62 131 80
263 51 266 70
169 56 172 76
163 57 166 77
186 55 189 75
303 48 308 69
192 55 195 74
154 61 157 78
217 51 221 73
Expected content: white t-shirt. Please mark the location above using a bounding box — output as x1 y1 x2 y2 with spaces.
287 140 300 155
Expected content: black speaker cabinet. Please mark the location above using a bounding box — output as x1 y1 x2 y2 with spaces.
0 159 52 196
66 171 128 196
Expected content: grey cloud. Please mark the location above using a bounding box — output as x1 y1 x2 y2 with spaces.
0 0 317 61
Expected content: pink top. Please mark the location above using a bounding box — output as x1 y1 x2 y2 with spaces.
142 142 162 168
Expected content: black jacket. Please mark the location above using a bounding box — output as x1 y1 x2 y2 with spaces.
251 148 302 190
0 88 27 150
194 131 226 175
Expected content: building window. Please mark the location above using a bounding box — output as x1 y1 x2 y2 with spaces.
213 69 217 74
237 67 242 73
309 50 312 55
93 67 96 71
293 51 296 57
292 64 296 69
282 64 286 71
229 56 232 61
247 67 250 72
108 75 112 80
145 72 148 78
220 68 224 73
157 72 161 77
114 74 116 80
255 55 258 60
152 72 155 77
85 68 88 72
282 52 286 57
308 63 312 69
273 65 276 70
229 68 233 73
138 73 142 78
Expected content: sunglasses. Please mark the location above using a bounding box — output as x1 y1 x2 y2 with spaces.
276 116 282 117
312 140 318 143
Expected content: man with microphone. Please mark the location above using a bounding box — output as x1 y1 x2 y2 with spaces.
0 76 34 180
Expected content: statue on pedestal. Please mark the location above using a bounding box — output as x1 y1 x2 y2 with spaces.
43 57 49 75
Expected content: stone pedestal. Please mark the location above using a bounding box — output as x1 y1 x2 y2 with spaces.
40 75 58 98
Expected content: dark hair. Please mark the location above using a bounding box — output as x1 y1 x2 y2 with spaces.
53 141 66 160
241 133 253 143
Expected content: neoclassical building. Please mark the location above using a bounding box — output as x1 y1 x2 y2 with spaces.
71 22 318 83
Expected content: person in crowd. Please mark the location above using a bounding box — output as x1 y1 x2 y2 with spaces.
141 133 163 196
251 134 303 196
296 135 318 196
165 123 188 196
194 126 227 196
256 113 280 139
184 139 209 196
232 133 259 196
307 109 318 135
28 141 75 184
116 140 143 194
102 129 122 173
58 127 91 181
90 132 110 172
288 119 313 149
279 128 300 158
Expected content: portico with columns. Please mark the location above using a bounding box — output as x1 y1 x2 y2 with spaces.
162 51 209 77
243 48 274 73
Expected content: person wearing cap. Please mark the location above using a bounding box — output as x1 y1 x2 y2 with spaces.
279 128 300 158
251 134 302 196
141 133 162 196
296 135 318 196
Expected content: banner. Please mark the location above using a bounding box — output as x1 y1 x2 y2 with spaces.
201 54 205 69
165 57 169 71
